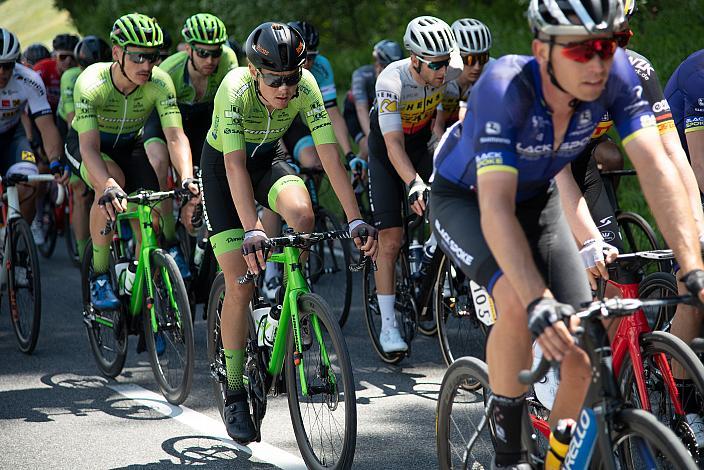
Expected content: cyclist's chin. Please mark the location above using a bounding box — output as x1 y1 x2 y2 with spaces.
271 95 292 109
131 72 151 85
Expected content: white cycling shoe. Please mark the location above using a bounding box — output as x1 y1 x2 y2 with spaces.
379 327 408 353
686 413 704 448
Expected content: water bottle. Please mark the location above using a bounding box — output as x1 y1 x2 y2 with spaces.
408 241 424 275
193 238 207 271
250 301 270 347
545 418 576 470
114 258 130 295
532 342 560 410
124 261 138 295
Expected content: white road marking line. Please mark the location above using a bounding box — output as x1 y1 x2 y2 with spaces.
108 383 306 470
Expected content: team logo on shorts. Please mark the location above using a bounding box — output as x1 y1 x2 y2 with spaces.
21 151 35 163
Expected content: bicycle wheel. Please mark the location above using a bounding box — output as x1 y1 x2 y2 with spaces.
8 219 42 354
144 248 194 405
617 211 660 252
436 356 495 469
80 241 127 377
176 222 197 321
37 201 58 259
435 255 489 370
618 331 704 464
285 293 357 470
361 260 404 364
607 408 697 469
65 212 81 267
206 272 227 418
306 209 352 327
639 271 678 333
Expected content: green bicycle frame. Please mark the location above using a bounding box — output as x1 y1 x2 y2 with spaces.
114 202 180 333
264 246 335 397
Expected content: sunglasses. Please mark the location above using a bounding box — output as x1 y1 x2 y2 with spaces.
464 53 490 67
57 53 75 62
124 49 160 64
193 46 223 59
553 38 618 63
306 52 319 61
0 62 15 71
416 55 450 71
614 29 634 48
258 68 302 88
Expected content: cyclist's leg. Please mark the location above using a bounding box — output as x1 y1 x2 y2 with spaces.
69 174 91 261
6 123 40 221
259 161 314 234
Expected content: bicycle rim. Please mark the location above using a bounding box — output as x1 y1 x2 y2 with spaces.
8 219 42 353
145 249 194 405
285 293 356 469
638 272 678 333
361 261 404 364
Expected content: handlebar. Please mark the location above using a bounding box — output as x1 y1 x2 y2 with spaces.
1 173 58 186
600 169 637 177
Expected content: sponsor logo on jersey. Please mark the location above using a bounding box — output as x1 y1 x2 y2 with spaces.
559 136 592 152
378 98 398 113
1 100 9 107
628 56 654 79
21 151 35 163
479 136 511 145
577 109 592 128
485 121 501 135
640 114 656 128
12 99 20 107
476 151 504 168
652 99 670 114
699 98 704 107
532 116 547 129
517 142 552 155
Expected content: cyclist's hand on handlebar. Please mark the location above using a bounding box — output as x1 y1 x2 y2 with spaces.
349 219 378 259
527 296 577 362
181 177 200 196
580 238 618 290
241 229 269 275
407 176 428 217
681 269 704 305
97 185 127 221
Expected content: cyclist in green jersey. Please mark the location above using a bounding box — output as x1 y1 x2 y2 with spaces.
58 36 111 262
200 22 377 442
64 13 198 310
143 13 237 279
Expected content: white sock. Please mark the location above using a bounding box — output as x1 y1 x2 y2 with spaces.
377 294 396 333
264 261 279 283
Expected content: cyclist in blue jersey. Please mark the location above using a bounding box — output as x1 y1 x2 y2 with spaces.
432 1 704 467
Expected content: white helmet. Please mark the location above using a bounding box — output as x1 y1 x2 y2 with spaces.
527 0 625 37
0 28 20 62
452 18 492 55
403 16 456 58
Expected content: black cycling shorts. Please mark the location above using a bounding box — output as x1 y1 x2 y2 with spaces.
0 123 37 176
200 141 305 256
368 109 433 230
430 174 591 307
343 96 364 143
64 128 159 194
143 104 212 159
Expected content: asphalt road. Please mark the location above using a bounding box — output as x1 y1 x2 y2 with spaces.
0 239 484 469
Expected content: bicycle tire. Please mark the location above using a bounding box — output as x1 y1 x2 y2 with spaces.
65 209 81 267
37 204 57 259
143 248 194 405
434 255 488 372
361 260 404 364
306 208 352 327
606 408 697 469
638 271 678 333
436 356 494 470
8 218 42 354
80 240 127 377
285 293 357 470
618 330 704 464
206 272 227 418
175 222 197 321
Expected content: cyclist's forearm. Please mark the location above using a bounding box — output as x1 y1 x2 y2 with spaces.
555 167 601 244
318 143 362 221
355 103 371 136
224 153 259 231
164 128 193 180
662 131 704 232
433 111 447 139
327 106 352 155
34 114 63 161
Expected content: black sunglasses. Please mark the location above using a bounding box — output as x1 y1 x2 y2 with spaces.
0 62 15 71
193 46 223 59
416 56 450 71
124 49 160 65
258 68 302 88
465 52 490 66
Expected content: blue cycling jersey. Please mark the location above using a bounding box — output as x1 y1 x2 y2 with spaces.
435 50 654 201
664 49 704 156
310 54 337 108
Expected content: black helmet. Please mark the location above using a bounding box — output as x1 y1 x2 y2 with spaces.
74 36 111 68
227 35 244 60
287 21 319 51
52 33 80 52
22 43 50 65
161 29 173 51
245 22 306 72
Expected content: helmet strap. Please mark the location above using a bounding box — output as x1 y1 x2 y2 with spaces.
188 48 200 75
547 40 579 108
118 48 138 86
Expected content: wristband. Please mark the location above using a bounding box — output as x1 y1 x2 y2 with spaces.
348 219 365 232
244 229 266 240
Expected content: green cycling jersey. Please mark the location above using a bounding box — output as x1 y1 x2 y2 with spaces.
57 66 82 121
206 67 336 157
159 46 238 107
72 62 181 145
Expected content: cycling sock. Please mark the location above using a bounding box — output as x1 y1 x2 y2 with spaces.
224 348 245 392
675 378 700 414
161 207 177 244
92 243 110 274
377 294 396 333
77 239 89 262
492 394 526 466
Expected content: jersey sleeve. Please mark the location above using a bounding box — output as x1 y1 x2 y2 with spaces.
210 72 246 154
677 68 704 136
151 70 183 129
627 51 676 136
22 68 52 119
59 68 78 117
606 49 656 145
298 71 337 146
71 68 100 133
351 67 369 104
438 80 460 113
375 66 403 135
222 46 239 70
314 55 338 108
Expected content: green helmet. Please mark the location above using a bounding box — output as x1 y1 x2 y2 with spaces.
181 13 227 45
110 13 163 48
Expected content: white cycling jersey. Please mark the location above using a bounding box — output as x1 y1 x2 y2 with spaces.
0 63 52 134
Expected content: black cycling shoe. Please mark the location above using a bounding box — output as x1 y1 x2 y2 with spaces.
223 391 256 444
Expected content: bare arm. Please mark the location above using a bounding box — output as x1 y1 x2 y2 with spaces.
355 102 371 137
163 126 194 182
554 166 602 244
478 171 551 306
34 114 64 162
433 110 448 139
317 142 362 222
224 150 261 232
626 127 704 273
326 105 353 155
675 129 704 233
